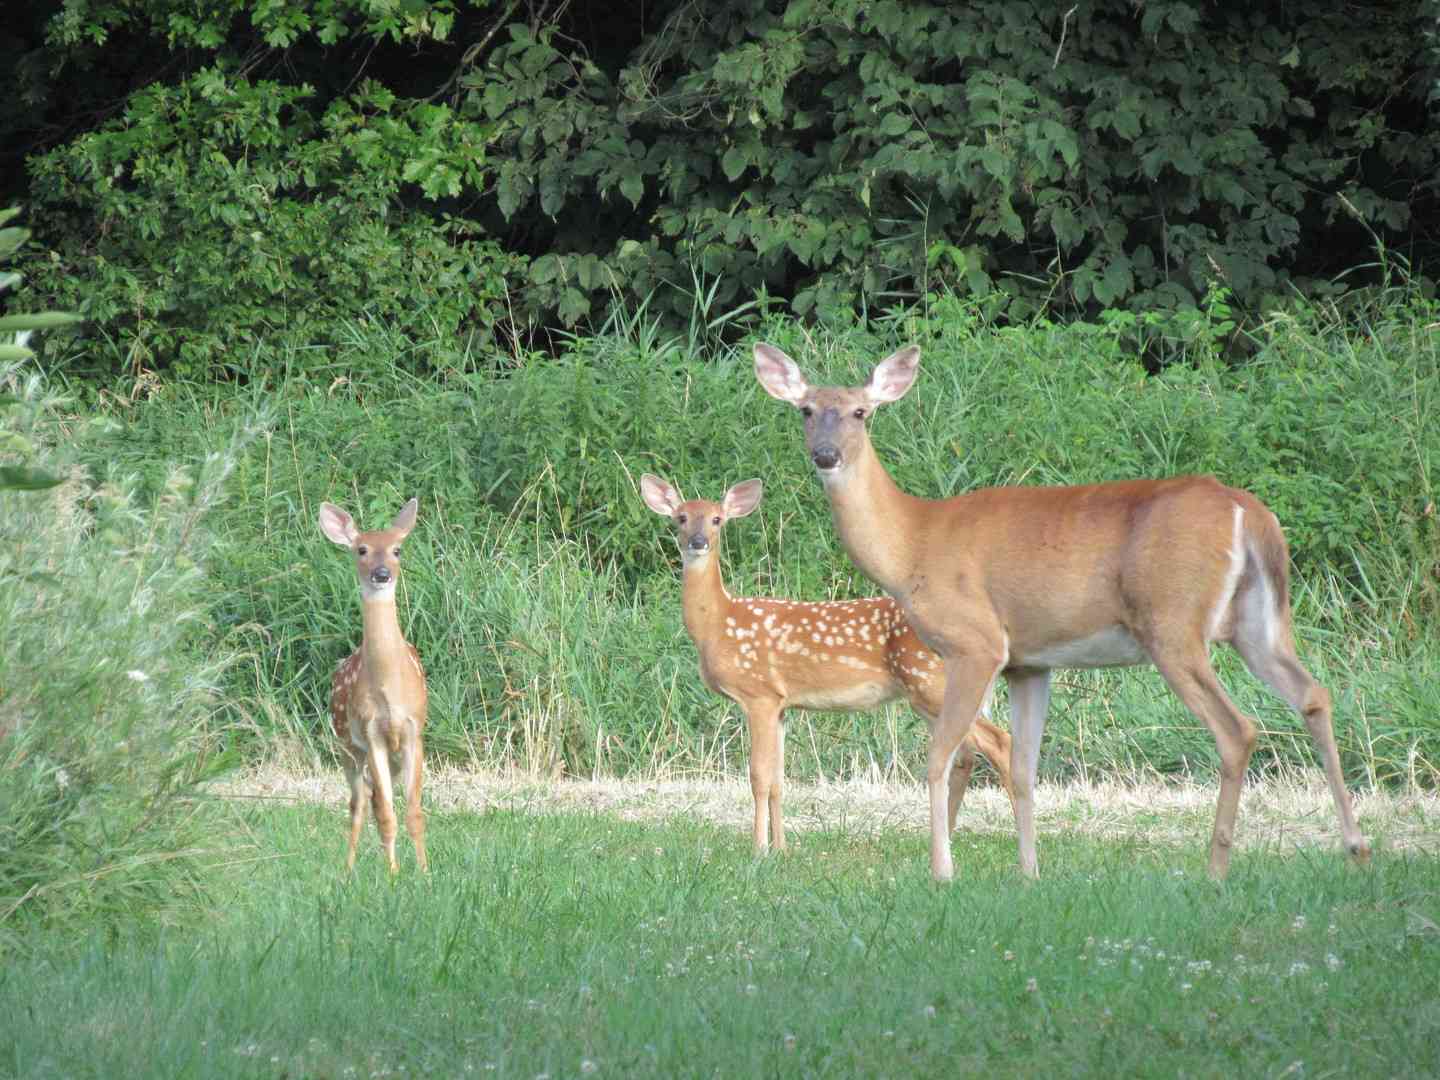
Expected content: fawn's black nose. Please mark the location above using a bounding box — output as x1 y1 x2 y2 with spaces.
812 445 841 470
687 533 710 553
370 566 392 584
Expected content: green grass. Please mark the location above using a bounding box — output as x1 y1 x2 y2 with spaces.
4 801 1437 1078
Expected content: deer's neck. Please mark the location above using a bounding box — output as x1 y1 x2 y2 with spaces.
360 597 410 685
823 440 928 593
680 553 734 647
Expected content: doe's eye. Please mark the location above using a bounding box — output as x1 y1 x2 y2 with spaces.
356 545 369 556
711 516 721 526
853 407 866 419
800 405 814 418
677 513 687 525
393 546 402 556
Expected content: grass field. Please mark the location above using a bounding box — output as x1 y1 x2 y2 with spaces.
4 773 1438 1079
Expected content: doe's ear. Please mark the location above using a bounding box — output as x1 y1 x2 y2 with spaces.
866 345 920 405
723 478 764 519
753 343 810 405
640 473 682 516
318 502 358 547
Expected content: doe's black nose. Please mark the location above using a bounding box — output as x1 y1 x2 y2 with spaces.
812 446 841 470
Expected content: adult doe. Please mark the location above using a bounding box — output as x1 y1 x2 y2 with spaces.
754 342 1368 881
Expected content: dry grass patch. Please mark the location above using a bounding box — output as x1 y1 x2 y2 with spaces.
216 766 1440 856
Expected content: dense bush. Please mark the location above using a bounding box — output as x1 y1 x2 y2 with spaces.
492 1 1440 328
6 1 1440 373
23 71 524 378
0 368 253 936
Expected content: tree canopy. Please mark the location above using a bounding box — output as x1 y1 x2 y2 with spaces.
3 0 1438 373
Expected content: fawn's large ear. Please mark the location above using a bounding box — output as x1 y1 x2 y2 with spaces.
753 343 810 405
640 473 682 516
866 345 920 405
319 502 358 547
723 478 763 519
389 497 419 538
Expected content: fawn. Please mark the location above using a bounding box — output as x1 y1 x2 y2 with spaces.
319 497 429 873
641 473 1013 854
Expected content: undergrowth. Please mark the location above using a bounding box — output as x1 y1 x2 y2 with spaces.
0 366 256 937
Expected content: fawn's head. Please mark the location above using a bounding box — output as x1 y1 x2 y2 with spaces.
319 497 419 601
754 343 919 484
641 474 762 567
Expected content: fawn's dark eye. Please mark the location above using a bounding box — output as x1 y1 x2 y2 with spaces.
800 405 813 418
711 516 721 526
393 546 402 556
677 513 687 524
853 407 866 419
356 545 369 556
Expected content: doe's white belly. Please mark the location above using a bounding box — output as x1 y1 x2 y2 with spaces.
1015 626 1149 669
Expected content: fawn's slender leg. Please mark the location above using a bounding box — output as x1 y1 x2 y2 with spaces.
368 738 400 873
770 718 787 851
344 752 370 872
401 728 428 873
970 717 1015 810
746 699 784 854
946 735 978 832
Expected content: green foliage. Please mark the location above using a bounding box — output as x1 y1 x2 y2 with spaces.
0 368 253 935
8 1 1440 362
23 69 523 378
0 204 78 371
469 0 1440 330
0 204 78 491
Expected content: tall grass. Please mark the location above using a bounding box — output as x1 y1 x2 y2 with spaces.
0 366 257 938
59 297 1440 789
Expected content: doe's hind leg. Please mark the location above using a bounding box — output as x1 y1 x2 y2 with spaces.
1233 627 1369 864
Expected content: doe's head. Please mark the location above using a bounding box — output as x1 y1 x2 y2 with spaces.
753 343 919 480
640 474 762 566
319 497 418 601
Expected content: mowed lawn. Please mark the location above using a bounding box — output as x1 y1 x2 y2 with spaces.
4 781 1439 1080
